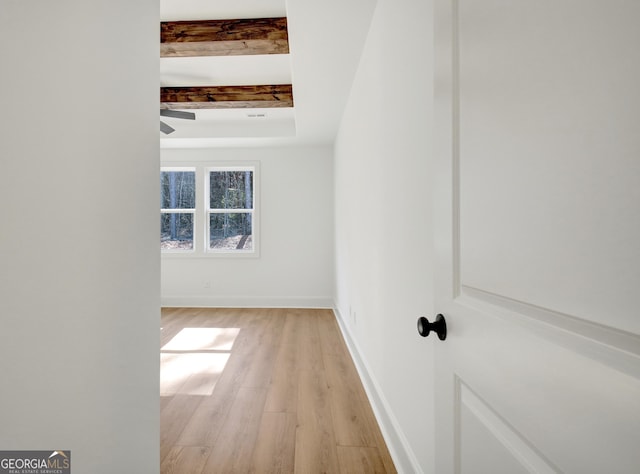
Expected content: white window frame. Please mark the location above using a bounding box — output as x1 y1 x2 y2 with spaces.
205 165 258 257
160 166 196 254
160 162 259 258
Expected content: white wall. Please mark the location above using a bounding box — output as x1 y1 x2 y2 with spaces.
161 145 334 308
0 2 160 473
333 0 435 472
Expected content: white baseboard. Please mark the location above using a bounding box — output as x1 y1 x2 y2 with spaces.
332 306 423 474
161 295 333 309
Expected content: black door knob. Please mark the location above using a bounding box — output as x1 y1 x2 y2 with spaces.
417 314 447 340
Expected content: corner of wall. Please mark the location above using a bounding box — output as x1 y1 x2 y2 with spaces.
332 305 424 474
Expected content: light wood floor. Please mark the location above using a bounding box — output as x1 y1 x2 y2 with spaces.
160 307 396 473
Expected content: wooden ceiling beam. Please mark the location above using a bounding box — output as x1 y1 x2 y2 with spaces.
161 17 289 57
161 85 294 109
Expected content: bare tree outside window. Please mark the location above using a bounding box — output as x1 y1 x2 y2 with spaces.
161 169 195 250
208 169 254 251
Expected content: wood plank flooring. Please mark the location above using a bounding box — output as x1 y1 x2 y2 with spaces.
160 307 396 474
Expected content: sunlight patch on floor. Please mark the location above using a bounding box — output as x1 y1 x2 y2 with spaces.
162 327 240 351
161 352 230 396
160 327 241 396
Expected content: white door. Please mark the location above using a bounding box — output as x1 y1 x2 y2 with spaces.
432 1 640 473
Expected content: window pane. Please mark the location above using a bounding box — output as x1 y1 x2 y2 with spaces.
209 213 253 250
209 171 253 210
161 171 195 209
161 213 194 250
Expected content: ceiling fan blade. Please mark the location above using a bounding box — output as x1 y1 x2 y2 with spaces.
160 121 175 134
160 109 196 120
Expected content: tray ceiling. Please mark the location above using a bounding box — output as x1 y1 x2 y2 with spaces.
160 0 378 148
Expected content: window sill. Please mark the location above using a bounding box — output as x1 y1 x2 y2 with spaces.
161 250 260 259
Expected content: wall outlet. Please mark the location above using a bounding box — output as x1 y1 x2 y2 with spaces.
202 279 211 289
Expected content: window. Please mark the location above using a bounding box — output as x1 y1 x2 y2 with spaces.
161 168 195 251
207 167 254 253
160 164 258 256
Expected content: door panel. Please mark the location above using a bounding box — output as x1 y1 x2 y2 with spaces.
434 1 640 473
459 383 554 474
448 311 640 473
457 0 640 335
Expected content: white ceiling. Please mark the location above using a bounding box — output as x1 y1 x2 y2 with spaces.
160 0 378 148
